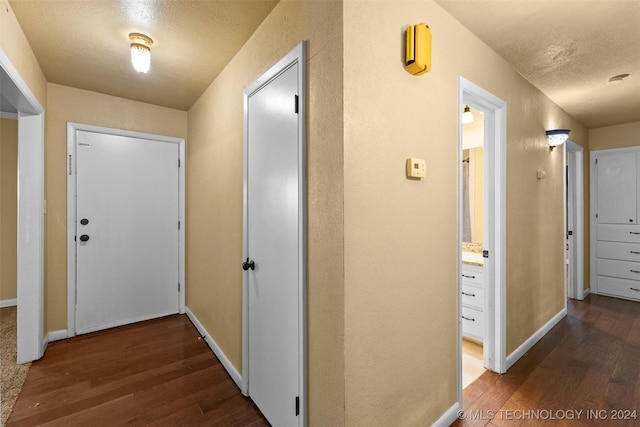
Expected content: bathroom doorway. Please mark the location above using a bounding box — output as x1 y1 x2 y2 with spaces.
457 78 507 404
461 105 486 388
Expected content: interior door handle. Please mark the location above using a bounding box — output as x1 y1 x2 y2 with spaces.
242 258 255 271
79 234 90 242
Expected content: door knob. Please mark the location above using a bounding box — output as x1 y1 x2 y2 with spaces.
79 234 90 242
242 258 255 271
80 218 89 225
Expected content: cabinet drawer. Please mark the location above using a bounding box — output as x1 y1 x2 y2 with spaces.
596 258 640 281
597 224 640 243
597 276 640 302
461 306 483 342
461 283 484 310
461 264 484 286
597 241 640 262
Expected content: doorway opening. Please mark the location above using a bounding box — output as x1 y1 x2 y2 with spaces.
1 49 46 364
460 105 486 388
457 78 507 403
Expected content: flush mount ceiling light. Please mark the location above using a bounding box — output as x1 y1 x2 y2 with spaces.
462 105 474 124
546 129 570 151
607 73 630 85
129 33 153 73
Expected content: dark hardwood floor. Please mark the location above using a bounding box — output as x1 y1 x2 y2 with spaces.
7 315 269 426
7 295 640 426
454 294 640 427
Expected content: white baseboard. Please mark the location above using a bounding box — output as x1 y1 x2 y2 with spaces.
42 329 68 354
0 298 17 308
433 402 462 426
506 307 567 370
582 287 591 299
185 307 242 389
48 330 68 342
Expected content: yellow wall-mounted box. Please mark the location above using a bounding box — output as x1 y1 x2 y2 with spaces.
405 23 432 76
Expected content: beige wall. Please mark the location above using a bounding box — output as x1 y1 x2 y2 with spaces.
186 1 345 424
0 0 47 108
0 118 18 302
342 1 587 424
45 83 188 332
589 121 640 151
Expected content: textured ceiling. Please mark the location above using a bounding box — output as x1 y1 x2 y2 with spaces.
9 0 279 111
436 0 640 129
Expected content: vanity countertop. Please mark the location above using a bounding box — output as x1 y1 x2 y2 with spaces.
462 251 484 266
462 242 484 266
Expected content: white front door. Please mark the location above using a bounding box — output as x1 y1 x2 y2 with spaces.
75 130 179 334
244 51 304 426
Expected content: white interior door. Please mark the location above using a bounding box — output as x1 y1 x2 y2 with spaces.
245 62 301 426
75 130 179 334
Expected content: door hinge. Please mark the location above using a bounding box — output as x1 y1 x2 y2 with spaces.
68 154 72 175
178 283 181 292
294 95 299 114
295 396 299 416
74 235 77 242
178 159 181 168
596 213 598 219
178 221 181 230
483 250 489 258
595 158 598 164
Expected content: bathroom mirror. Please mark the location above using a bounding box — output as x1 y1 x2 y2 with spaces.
462 105 484 245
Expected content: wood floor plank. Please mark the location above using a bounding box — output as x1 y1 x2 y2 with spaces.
7 315 267 426
455 295 640 427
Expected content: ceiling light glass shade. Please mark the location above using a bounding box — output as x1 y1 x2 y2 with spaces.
462 105 474 124
546 129 570 147
129 33 153 73
131 44 151 73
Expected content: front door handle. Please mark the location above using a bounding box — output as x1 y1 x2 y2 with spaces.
79 234 90 242
242 258 255 271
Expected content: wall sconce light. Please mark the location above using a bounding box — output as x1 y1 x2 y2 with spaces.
546 129 570 151
129 33 153 73
462 105 474 124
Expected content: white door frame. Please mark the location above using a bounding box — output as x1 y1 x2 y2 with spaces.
242 41 307 425
1 48 46 364
66 123 186 337
565 141 585 300
457 77 507 402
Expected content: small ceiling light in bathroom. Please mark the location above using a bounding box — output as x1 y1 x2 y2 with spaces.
129 33 153 73
462 105 474 124
607 73 630 85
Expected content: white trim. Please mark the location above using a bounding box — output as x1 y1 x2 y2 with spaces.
47 329 68 342
565 141 585 300
433 402 462 427
582 287 591 298
1 47 46 365
185 307 242 388
505 308 567 370
242 41 307 424
17 114 45 364
66 122 186 337
0 298 18 308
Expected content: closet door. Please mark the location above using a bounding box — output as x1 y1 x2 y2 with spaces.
597 152 637 224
